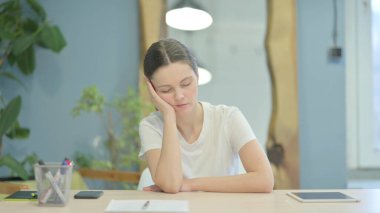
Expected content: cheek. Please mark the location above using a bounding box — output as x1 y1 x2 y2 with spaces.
191 83 198 94
158 93 173 103
185 85 198 98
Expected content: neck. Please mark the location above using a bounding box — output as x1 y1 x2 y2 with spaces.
176 102 203 137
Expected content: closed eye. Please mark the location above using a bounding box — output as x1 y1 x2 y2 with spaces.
159 88 172 93
181 80 192 87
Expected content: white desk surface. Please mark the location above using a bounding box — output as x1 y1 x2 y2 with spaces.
1 189 379 213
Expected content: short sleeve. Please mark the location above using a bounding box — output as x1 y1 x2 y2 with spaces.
138 119 163 159
226 108 256 153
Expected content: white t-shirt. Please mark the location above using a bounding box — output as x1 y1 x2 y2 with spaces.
138 102 256 179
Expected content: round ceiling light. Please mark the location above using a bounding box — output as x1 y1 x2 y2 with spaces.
198 66 212 85
166 1 213 31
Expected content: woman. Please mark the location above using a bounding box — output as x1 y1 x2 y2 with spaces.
139 38 274 193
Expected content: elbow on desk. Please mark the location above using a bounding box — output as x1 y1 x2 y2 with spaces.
253 180 274 193
247 172 274 193
257 166 275 193
162 186 181 194
259 174 275 193
154 178 182 194
159 183 182 194
260 182 274 193
248 180 273 193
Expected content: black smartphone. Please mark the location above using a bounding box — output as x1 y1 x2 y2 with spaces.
74 191 104 199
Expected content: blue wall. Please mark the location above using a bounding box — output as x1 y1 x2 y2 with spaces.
0 0 139 176
297 0 347 188
1 0 348 189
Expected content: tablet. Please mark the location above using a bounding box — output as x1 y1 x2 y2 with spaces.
74 191 104 199
4 190 38 201
287 192 360 203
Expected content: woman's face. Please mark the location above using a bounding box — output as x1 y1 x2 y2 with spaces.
151 62 198 114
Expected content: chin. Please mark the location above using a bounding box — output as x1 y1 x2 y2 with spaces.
174 102 194 113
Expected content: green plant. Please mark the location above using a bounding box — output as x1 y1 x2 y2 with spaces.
71 86 145 172
0 0 66 179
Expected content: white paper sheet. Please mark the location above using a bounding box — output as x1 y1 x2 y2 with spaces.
105 199 189 212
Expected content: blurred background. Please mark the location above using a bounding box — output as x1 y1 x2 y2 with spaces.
0 0 379 190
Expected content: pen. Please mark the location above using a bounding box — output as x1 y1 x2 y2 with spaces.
142 200 150 209
59 158 71 185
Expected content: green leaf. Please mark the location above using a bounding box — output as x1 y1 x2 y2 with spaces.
26 0 46 21
16 45 35 75
0 96 21 137
37 25 66 52
23 18 39 34
0 155 29 180
12 34 36 55
0 0 13 9
0 0 20 12
6 121 30 139
71 86 105 116
0 26 15 39
8 52 16 65
73 151 93 168
22 153 38 166
0 71 26 89
21 153 38 175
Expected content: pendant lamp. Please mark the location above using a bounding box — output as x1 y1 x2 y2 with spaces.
198 66 212 85
166 0 213 31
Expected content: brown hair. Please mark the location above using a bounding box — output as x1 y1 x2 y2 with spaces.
143 38 198 79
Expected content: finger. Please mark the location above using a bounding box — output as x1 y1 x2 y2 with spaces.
143 186 153 191
148 185 163 192
152 187 163 192
145 78 155 91
145 80 158 100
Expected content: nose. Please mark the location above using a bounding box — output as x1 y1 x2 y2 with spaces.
174 88 185 101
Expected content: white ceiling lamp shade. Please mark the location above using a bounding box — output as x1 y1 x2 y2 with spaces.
373 0 380 12
166 0 213 31
197 66 212 85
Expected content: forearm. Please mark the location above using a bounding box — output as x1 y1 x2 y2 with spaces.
154 115 183 193
187 172 274 193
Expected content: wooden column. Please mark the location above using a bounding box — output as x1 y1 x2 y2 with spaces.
138 0 167 116
265 0 299 189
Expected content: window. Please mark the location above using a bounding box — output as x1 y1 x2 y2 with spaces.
373 1 380 151
346 0 380 168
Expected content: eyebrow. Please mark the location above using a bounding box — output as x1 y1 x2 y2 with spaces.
156 76 193 89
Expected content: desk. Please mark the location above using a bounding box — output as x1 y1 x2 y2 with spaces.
1 189 379 213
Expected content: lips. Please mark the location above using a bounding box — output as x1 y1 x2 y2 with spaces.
175 103 189 109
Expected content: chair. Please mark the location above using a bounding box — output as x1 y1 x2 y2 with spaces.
137 168 154 190
77 168 140 183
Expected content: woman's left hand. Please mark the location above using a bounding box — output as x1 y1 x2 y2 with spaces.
143 179 193 192
143 185 163 192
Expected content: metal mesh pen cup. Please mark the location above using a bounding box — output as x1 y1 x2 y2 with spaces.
34 162 73 206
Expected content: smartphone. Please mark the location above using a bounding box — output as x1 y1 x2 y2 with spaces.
74 191 104 199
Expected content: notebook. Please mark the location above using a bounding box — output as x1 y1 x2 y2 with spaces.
287 192 360 203
105 199 189 212
4 190 38 201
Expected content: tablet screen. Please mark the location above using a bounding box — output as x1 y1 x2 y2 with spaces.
74 191 104 199
287 192 360 203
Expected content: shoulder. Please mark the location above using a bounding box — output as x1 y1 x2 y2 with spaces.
202 101 240 118
139 111 163 130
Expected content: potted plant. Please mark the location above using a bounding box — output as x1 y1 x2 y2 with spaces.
0 0 66 181
71 86 147 189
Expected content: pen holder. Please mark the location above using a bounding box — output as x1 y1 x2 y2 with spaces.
34 163 73 206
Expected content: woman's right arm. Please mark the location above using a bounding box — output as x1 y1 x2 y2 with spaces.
142 80 183 193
